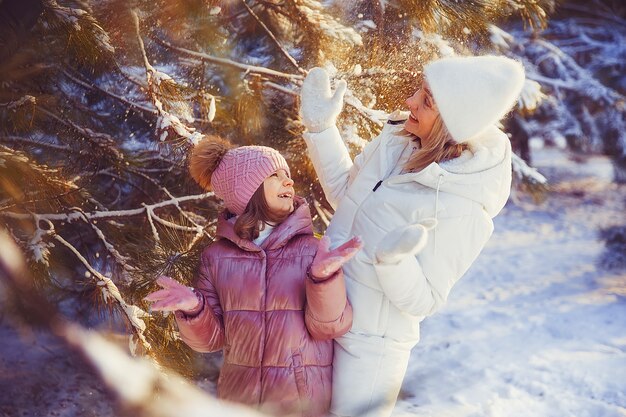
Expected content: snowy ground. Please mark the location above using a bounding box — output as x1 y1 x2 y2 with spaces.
1 146 624 417
0 325 117 417
395 148 626 417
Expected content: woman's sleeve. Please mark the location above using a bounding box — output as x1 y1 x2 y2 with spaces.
304 267 353 340
374 215 493 317
373 255 439 317
174 251 225 353
303 126 380 210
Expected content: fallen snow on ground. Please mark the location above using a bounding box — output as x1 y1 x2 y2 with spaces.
0 325 117 417
394 148 626 417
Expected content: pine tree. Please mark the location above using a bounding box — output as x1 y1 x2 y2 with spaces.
11 0 624 384
494 0 626 185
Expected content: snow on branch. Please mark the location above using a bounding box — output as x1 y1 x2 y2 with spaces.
42 0 115 64
241 0 305 74
518 79 546 113
343 91 389 127
31 217 152 353
413 29 455 57
61 69 158 116
2 190 213 264
512 153 547 186
28 222 53 265
71 207 137 276
36 107 126 161
0 136 71 153
489 25 515 50
131 10 205 146
126 167 212 245
0 95 37 110
294 0 363 47
152 36 304 82
60 324 270 417
0 231 269 416
153 99 204 145
500 16 626 161
519 34 623 107
0 192 215 224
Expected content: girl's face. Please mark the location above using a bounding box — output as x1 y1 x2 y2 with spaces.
404 81 439 142
263 169 295 217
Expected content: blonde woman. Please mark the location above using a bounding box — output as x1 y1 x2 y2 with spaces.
299 55 525 417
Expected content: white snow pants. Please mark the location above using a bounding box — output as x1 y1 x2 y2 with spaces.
330 331 412 417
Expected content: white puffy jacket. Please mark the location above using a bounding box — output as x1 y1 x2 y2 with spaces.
304 113 512 348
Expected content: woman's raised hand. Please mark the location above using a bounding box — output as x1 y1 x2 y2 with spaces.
300 67 347 133
311 235 363 280
144 276 200 313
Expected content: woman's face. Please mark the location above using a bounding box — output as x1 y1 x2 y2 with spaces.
404 81 439 142
263 169 295 217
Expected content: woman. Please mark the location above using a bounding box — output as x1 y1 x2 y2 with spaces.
299 55 525 417
144 137 362 417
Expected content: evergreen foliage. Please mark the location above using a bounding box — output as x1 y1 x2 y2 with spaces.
1 0 623 380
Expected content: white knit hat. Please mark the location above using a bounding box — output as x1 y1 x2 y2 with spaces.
423 55 525 143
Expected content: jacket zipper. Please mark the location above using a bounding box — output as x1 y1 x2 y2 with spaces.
259 250 267 403
372 180 383 192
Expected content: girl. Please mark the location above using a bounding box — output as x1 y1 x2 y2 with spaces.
145 137 361 417
299 55 526 417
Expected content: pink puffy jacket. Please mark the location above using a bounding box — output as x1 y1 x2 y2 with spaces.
175 198 353 416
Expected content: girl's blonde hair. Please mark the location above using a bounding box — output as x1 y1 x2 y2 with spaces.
403 114 468 173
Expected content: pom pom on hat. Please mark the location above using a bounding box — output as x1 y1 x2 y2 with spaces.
190 137 290 215
423 55 525 143
189 135 234 191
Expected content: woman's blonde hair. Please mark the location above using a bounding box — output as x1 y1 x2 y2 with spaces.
403 114 468 173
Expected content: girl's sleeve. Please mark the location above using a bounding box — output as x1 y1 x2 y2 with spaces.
303 126 380 210
304 267 353 340
374 215 493 317
174 252 225 353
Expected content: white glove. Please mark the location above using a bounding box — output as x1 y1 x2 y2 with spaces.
300 67 347 133
375 219 438 264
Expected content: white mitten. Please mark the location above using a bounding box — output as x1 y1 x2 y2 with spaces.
300 67 347 133
375 218 438 264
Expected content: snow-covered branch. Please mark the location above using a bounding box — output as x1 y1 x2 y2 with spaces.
0 95 37 110
343 92 388 127
0 193 215 223
153 36 304 82
0 230 269 416
33 219 152 353
61 69 158 116
126 166 213 243
42 0 115 61
71 208 137 275
132 10 205 146
413 29 455 57
293 0 363 47
532 39 622 105
36 107 126 161
60 324 270 417
0 136 72 152
241 0 305 74
512 153 547 185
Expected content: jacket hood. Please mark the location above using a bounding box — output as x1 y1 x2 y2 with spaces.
388 124 512 218
216 196 314 251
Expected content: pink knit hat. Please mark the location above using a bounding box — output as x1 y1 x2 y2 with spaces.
210 146 290 215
